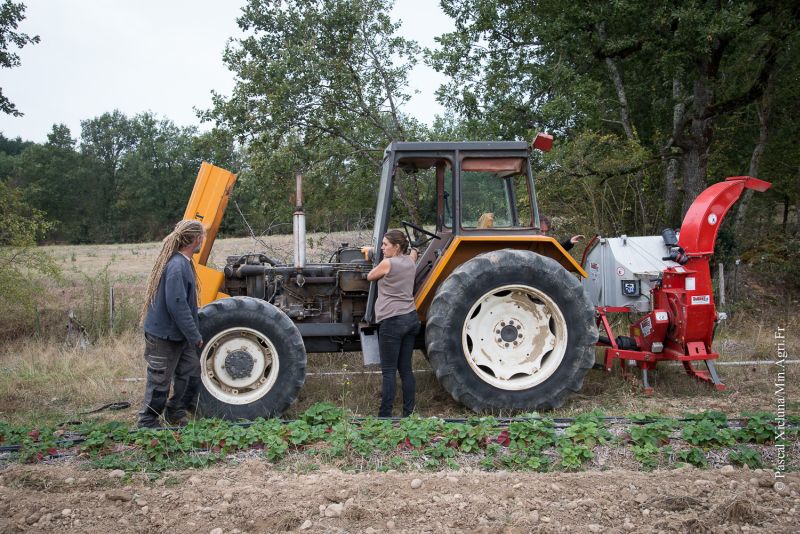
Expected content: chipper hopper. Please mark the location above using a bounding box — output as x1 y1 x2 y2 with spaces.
581 176 771 392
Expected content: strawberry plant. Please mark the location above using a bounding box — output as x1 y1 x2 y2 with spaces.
736 412 774 444
558 442 593 470
134 429 182 463
628 419 677 447
501 451 548 471
729 445 763 469
676 447 708 468
300 402 346 427
448 419 494 453
681 418 735 447
508 418 556 451
284 419 313 446
562 418 611 447
631 443 660 470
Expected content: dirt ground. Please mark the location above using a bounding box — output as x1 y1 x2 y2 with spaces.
1 461 798 533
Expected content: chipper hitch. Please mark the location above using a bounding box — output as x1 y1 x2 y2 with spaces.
582 176 771 393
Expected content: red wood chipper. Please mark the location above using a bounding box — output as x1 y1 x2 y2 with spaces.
581 176 771 392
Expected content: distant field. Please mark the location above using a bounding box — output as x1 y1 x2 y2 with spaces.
41 229 374 283
0 232 797 427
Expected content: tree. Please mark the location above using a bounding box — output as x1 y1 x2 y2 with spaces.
206 0 423 230
0 0 39 116
114 113 202 240
79 110 136 238
430 1 800 228
0 179 58 333
14 124 98 242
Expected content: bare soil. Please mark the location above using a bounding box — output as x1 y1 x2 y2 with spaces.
1 462 798 533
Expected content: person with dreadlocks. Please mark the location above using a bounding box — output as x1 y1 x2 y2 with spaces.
138 219 206 428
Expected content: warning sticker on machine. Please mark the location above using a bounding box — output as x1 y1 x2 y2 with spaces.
641 317 653 337
691 295 711 305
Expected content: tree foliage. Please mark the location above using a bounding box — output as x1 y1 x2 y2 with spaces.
429 0 800 232
206 0 424 231
0 0 796 296
0 0 39 116
0 178 58 330
3 112 241 243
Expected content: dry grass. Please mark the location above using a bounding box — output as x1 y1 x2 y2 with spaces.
0 330 143 425
1 232 798 425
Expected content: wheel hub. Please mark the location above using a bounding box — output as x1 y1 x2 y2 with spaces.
498 321 521 344
223 349 255 379
201 328 278 404
462 285 567 390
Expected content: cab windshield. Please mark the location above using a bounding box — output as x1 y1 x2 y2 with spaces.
459 157 532 229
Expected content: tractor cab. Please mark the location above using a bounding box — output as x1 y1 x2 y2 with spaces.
366 137 583 322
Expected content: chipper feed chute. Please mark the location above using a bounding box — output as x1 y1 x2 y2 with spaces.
582 176 771 392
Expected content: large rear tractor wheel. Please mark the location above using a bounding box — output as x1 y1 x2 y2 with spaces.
425 249 597 412
196 297 306 420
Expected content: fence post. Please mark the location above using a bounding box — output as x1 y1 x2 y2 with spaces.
109 285 115 334
718 263 725 307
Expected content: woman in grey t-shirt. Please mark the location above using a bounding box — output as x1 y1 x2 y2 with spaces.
367 230 420 417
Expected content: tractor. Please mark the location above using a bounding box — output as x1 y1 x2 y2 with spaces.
186 134 598 419
184 134 767 420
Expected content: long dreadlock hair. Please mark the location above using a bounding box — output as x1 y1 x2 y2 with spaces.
140 219 205 324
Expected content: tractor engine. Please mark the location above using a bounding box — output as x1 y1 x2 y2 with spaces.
220 247 372 345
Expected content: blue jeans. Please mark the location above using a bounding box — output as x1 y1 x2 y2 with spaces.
378 311 421 417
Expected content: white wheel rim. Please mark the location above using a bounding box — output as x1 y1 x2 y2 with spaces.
200 327 280 405
461 284 567 391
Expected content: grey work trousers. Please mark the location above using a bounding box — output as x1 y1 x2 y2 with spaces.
138 332 201 427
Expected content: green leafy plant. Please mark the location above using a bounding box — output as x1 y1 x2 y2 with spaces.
508 418 557 451
300 402 346 427
628 419 677 447
631 443 660 470
736 412 774 444
681 419 735 448
558 442 593 470
501 451 548 471
729 446 763 469
676 447 708 468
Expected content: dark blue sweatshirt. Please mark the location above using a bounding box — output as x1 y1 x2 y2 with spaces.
143 253 201 346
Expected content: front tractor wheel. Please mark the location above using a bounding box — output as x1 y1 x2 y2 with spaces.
197 297 306 420
425 249 597 412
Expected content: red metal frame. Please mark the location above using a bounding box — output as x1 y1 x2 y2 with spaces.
595 307 724 394
589 176 771 394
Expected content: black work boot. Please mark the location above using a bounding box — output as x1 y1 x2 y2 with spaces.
138 389 168 428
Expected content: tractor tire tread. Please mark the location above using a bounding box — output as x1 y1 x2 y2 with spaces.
426 249 597 412
197 296 306 420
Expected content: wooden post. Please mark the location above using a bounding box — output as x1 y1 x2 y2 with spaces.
109 286 115 334
718 263 725 307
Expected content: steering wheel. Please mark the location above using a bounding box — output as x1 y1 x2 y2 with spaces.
401 220 440 248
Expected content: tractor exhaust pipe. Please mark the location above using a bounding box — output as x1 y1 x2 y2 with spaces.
293 172 306 269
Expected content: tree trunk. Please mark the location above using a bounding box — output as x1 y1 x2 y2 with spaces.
680 75 714 217
664 79 684 228
734 71 775 235
598 23 649 231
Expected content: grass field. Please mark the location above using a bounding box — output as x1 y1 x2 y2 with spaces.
1 231 797 426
